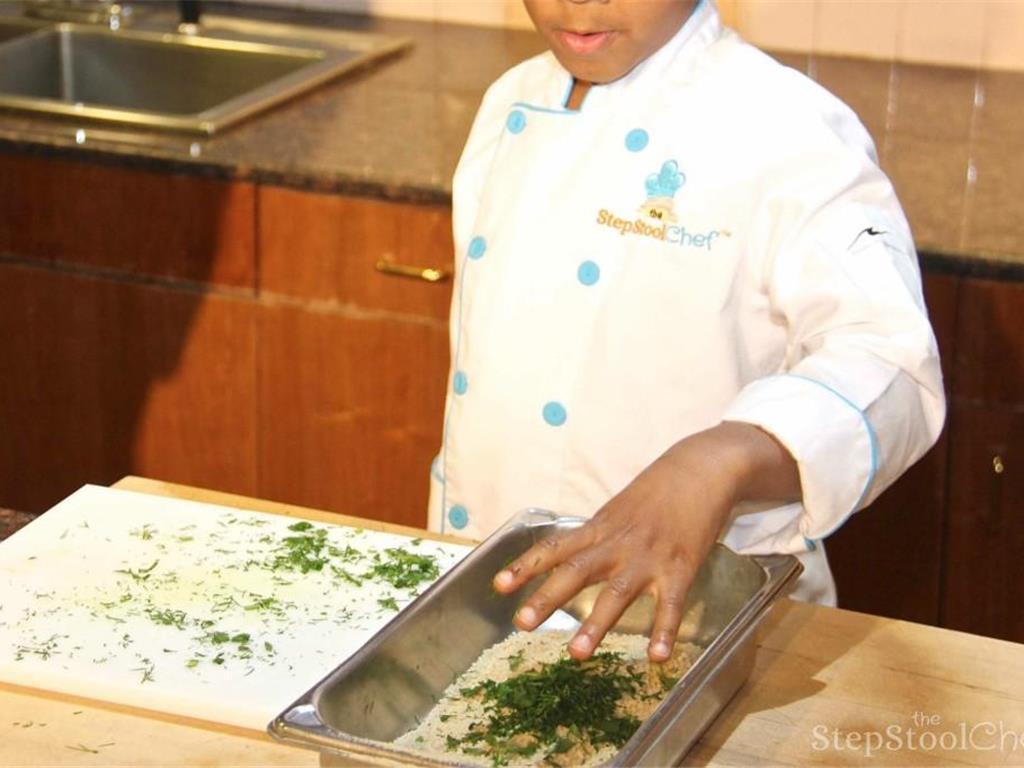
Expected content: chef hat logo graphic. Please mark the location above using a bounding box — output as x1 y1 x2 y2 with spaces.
645 160 685 200
640 160 684 222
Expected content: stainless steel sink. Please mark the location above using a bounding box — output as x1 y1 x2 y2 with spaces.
0 14 408 134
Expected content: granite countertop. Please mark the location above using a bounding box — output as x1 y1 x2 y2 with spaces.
0 508 36 542
0 2 1022 278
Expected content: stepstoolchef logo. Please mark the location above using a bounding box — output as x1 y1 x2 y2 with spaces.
810 711 1024 758
595 160 729 251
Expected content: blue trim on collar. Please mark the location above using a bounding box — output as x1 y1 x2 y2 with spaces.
511 100 581 116
560 77 574 109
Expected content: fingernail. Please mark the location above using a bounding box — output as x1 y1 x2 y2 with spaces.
494 570 514 589
571 634 593 655
516 606 537 628
651 641 670 660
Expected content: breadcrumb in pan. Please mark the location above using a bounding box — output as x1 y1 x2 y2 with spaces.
396 630 700 767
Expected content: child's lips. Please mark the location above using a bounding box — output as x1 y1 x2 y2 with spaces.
556 29 616 56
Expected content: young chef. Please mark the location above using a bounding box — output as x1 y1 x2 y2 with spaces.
428 0 945 661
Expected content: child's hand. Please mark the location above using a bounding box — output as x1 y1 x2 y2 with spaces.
491 421 799 662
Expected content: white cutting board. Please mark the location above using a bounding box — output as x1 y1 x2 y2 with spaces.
0 485 470 730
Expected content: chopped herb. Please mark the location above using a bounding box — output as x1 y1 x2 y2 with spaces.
377 596 400 612
658 671 679 691
130 524 156 540
507 649 526 671
244 595 279 612
362 548 439 590
330 565 363 586
447 652 644 765
14 634 61 661
66 743 113 753
334 545 365 564
146 607 187 630
133 658 155 684
268 526 331 573
211 594 239 613
114 560 159 584
66 744 99 754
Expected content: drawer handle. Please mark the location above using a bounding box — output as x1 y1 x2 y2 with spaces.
375 259 451 283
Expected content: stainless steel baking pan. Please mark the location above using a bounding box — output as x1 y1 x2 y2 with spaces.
269 509 802 766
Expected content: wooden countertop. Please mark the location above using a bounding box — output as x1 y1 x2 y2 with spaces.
3 477 1023 767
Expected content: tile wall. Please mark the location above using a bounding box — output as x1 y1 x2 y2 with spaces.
240 0 1024 72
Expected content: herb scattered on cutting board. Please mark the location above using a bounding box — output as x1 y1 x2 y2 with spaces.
363 547 440 589
2 497 462 712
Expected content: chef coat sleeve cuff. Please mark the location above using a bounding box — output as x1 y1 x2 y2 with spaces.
721 373 879 541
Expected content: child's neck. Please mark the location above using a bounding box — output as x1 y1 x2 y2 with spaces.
566 78 592 111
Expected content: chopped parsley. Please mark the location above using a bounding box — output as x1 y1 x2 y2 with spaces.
363 548 439 590
267 525 334 573
447 652 645 765
146 608 187 630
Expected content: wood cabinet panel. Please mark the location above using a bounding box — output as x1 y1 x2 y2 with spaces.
922 272 960 384
257 301 447 528
825 273 957 623
954 278 1024 404
0 262 107 513
942 402 1024 643
0 153 255 289
825 437 947 624
258 187 454 319
0 261 258 513
100 281 259 499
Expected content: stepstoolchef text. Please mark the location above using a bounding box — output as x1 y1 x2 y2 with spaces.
596 209 722 250
810 711 1024 758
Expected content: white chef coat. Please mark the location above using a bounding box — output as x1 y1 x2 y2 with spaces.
427 0 945 604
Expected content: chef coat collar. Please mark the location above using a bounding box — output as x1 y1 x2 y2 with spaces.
608 0 723 91
538 0 723 111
